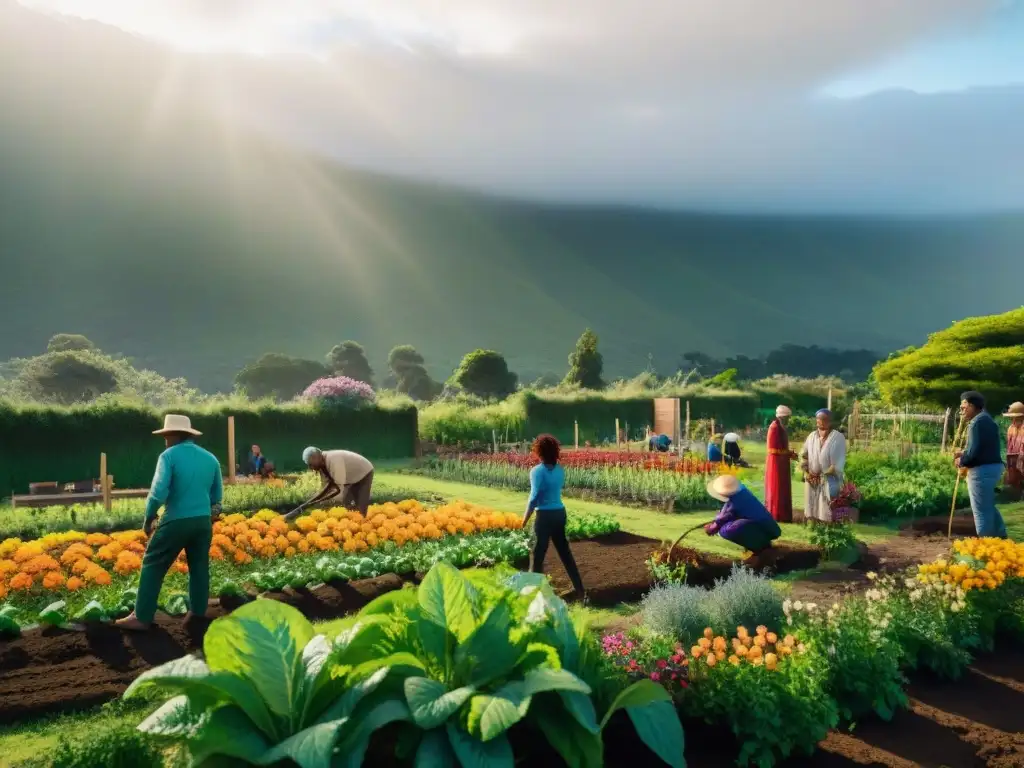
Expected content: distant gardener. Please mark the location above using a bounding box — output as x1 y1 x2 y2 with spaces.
704 474 781 553
286 447 375 520
116 414 223 632
954 391 1007 538
799 409 847 523
649 433 672 452
1004 401 1024 497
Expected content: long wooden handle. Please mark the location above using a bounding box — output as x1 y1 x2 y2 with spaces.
669 520 716 560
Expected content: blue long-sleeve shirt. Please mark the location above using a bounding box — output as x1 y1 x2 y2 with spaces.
145 440 224 522
707 442 723 462
527 463 565 512
960 412 1003 469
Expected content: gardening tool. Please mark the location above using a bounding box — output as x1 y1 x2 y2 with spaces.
668 519 717 561
947 411 970 538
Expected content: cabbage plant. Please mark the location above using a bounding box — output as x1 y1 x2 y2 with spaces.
124 599 411 767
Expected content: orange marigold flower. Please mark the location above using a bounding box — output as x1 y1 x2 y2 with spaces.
10 572 34 591
42 570 66 589
210 545 225 561
65 576 84 591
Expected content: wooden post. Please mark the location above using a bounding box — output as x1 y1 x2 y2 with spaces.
684 400 691 454
99 453 109 510
104 474 113 512
625 422 630 451
492 429 498 454
615 418 620 448
827 387 833 412
574 420 579 450
940 407 952 453
227 416 236 485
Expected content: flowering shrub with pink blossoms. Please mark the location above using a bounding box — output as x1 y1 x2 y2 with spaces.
601 630 689 695
302 376 375 407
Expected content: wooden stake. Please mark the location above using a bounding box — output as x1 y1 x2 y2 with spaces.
940 407 951 453
827 387 833 412
227 416 236 485
99 453 109 509
574 420 579 450
684 400 691 454
104 475 113 512
492 429 498 454
615 418 620 448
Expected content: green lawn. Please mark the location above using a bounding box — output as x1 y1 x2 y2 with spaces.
375 472 896 556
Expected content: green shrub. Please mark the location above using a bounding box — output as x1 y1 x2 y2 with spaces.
705 566 785 636
48 722 167 768
640 566 784 646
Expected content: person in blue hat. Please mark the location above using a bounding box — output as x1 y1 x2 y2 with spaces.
285 446 374 520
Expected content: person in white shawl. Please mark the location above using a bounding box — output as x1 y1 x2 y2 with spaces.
799 409 847 522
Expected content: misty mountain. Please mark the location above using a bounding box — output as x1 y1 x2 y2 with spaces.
1 3 1022 391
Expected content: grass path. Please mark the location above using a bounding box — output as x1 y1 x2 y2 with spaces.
376 472 897 556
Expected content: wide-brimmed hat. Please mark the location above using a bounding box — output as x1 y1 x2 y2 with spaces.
1004 402 1024 418
707 474 742 502
153 414 201 436
775 405 792 418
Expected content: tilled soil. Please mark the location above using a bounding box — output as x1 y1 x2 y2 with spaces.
900 514 978 539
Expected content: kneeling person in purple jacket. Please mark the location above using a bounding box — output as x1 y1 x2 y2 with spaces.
704 475 781 553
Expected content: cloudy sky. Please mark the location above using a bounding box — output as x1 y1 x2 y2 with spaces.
12 0 1024 212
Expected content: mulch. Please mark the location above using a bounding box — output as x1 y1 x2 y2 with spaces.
899 513 978 538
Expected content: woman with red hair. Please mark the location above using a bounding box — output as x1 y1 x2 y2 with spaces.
522 434 586 601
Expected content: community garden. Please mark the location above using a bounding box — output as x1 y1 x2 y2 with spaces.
1 440 1023 768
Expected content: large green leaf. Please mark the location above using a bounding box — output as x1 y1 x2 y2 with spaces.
600 680 672 729
255 717 352 768
559 691 600 735
455 602 520 688
466 689 529 742
415 729 457 768
533 697 603 768
334 698 412 768
356 586 419 617
445 723 514 768
125 653 280 739
137 695 207 739
522 667 591 697
405 677 476 730
316 666 392 725
204 599 314 718
626 701 686 768
418 563 478 642
185 704 272 765
332 615 397 668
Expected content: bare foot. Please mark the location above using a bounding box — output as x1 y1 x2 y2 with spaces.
115 613 152 632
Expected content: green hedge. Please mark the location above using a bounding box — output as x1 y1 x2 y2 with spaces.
0 401 417 499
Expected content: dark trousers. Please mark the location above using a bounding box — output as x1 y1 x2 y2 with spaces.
136 516 212 623
530 507 584 594
341 470 373 515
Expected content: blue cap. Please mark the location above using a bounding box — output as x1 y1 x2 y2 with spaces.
302 446 320 465
815 409 832 418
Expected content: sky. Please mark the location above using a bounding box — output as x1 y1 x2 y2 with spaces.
8 0 1024 212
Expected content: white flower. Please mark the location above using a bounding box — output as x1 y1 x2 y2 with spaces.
787 616 793 626
792 600 804 611
950 601 964 613
865 589 882 602
905 578 918 589
831 603 839 611
909 589 923 602
782 599 792 615
879 618 890 629
866 571 877 580
805 603 818 612
828 644 836 657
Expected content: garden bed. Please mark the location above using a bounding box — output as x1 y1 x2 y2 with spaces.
0 574 406 723
666 541 823 587
899 512 977 538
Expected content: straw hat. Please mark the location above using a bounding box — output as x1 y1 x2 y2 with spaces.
723 432 740 443
1004 402 1024 418
153 414 202 436
707 474 742 502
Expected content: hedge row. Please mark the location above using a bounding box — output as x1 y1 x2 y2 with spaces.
0 402 417 498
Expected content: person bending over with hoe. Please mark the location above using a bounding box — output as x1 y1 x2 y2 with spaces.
704 474 781 554
285 447 374 521
117 415 222 632
522 434 586 601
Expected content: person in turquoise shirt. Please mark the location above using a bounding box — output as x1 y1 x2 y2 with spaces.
117 414 223 632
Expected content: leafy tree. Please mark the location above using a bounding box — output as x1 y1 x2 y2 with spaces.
707 367 740 389
387 345 441 401
234 353 329 400
874 308 1024 410
326 341 374 385
46 333 97 354
563 329 605 389
451 349 518 400
17 351 119 404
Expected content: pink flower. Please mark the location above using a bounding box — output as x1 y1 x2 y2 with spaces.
656 659 668 669
650 672 661 682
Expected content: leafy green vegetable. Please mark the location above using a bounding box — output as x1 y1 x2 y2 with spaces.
39 600 69 627
0 604 21 638
73 600 109 623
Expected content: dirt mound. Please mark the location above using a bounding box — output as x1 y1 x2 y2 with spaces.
900 513 977 538
539 531 660 605
664 542 822 587
0 574 405 724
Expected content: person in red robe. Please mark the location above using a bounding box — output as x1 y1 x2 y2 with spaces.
765 405 798 522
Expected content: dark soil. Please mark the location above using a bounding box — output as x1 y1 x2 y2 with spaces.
899 513 977 538
539 530 660 604
668 541 822 587
0 574 406 724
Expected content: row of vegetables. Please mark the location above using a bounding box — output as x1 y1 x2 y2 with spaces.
52 535 1024 768
0 500 621 632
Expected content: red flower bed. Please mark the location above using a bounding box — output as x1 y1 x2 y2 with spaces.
450 450 720 475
